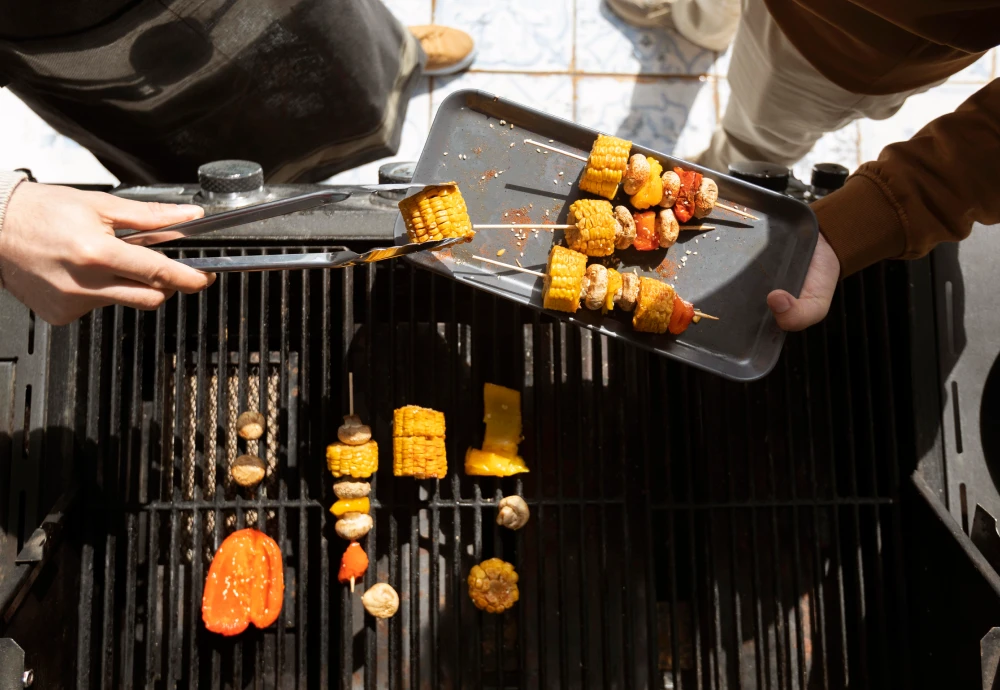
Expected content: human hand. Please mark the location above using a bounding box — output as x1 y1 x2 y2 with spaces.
766 232 840 331
0 182 215 325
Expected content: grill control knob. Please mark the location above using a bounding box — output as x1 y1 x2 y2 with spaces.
198 160 264 195
728 161 790 193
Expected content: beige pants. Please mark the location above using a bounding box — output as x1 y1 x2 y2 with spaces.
680 0 944 173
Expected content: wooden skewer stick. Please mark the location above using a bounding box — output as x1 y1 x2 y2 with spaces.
523 138 588 162
694 310 719 321
471 255 546 278
474 224 575 230
681 224 716 232
348 372 354 417
714 202 760 221
350 576 356 593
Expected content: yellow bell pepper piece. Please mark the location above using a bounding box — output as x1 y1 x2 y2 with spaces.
481 383 522 458
330 497 370 517
464 449 529 477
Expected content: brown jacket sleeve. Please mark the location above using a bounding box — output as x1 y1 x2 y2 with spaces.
815 78 1000 277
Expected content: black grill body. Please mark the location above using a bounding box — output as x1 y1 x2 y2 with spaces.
1 189 998 689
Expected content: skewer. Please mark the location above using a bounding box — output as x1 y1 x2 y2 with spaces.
694 311 719 320
713 202 760 221
348 372 354 417
471 255 546 277
474 224 575 230
350 577 356 593
523 138 588 162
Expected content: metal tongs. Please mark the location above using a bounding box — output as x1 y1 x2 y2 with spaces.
118 183 470 272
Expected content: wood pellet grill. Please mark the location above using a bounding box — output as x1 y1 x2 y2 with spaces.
2 179 999 690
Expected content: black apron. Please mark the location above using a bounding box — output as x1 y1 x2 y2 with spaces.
0 0 424 183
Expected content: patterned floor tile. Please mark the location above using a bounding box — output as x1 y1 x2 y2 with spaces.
575 0 715 75
431 72 574 122
433 0 574 72
381 0 432 26
575 76 709 155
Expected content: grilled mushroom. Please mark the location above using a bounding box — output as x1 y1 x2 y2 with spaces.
661 170 681 208
655 208 680 249
231 454 266 488
694 177 719 219
583 264 609 311
334 480 371 500
617 272 640 312
496 495 530 530
623 154 651 196
335 512 374 540
337 414 372 445
237 411 265 441
614 205 637 250
362 583 400 619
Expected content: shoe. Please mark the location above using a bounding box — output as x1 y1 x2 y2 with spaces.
604 0 677 29
410 25 477 77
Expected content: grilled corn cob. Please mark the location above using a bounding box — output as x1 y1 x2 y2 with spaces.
330 497 371 517
392 436 448 479
632 277 676 334
566 199 616 257
392 405 448 479
398 183 474 243
468 558 520 613
629 157 664 209
605 268 623 313
579 134 632 200
542 245 588 313
326 441 378 479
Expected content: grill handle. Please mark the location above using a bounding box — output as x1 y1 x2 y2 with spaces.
117 183 419 247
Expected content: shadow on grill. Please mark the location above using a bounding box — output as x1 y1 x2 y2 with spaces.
54 246 911 689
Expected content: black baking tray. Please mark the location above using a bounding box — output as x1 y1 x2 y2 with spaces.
393 89 818 381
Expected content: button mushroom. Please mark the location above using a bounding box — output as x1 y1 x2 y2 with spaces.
655 208 680 249
583 264 609 311
362 583 400 619
334 480 371 500
613 205 637 250
622 154 650 196
231 454 266 488
617 272 640 312
337 415 372 445
694 177 718 219
496 495 530 530
661 170 681 208
335 512 374 541
237 411 265 441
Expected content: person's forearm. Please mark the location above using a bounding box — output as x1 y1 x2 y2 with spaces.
0 171 28 287
815 79 1000 276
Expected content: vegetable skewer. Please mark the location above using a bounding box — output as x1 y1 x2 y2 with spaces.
523 137 760 221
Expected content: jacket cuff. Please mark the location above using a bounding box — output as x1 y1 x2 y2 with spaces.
0 171 28 290
811 173 906 277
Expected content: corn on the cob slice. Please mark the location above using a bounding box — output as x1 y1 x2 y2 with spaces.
392 435 448 479
542 245 588 313
566 199 617 257
629 157 664 209
632 277 676 334
579 135 632 200
398 183 474 243
393 405 446 438
326 440 379 479
468 558 520 613
604 268 623 313
330 497 371 517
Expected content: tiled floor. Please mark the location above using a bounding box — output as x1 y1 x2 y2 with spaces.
0 0 994 186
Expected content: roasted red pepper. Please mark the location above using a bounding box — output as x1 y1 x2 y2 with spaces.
202 528 284 636
668 294 696 335
338 541 369 591
632 211 658 251
673 167 703 224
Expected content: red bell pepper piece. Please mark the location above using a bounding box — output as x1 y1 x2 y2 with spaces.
632 211 658 251
338 541 369 592
668 294 696 335
673 168 702 224
202 528 285 636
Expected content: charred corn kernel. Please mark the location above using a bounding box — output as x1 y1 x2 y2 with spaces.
481 383 522 458
326 441 378 479
392 436 448 479
566 199 616 257
465 448 529 476
468 558 520 613
393 406 446 438
542 245 588 313
604 268 623 313
632 277 676 334
629 157 664 209
579 135 632 200
398 183 474 243
330 497 370 517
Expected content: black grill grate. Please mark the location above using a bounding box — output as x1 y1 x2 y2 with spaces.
72 246 909 689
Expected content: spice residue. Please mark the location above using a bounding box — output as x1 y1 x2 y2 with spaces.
473 146 483 156
655 257 678 280
503 206 532 224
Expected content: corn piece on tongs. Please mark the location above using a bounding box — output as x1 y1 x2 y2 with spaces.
119 183 469 272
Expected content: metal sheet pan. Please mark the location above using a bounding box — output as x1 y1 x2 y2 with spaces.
393 89 818 381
